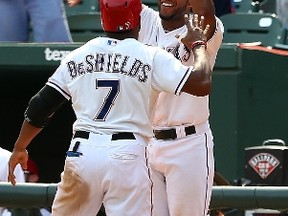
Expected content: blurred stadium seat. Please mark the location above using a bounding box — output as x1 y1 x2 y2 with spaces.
67 12 104 42
64 0 99 16
220 12 285 46
233 0 253 13
233 0 276 13
258 0 276 13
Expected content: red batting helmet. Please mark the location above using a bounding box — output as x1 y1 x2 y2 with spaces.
99 0 142 32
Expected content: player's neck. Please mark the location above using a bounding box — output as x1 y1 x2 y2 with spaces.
161 19 185 32
105 29 139 40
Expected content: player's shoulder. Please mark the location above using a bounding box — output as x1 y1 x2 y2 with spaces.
141 4 160 22
61 37 101 61
215 17 224 34
120 38 161 53
139 42 166 56
141 4 158 14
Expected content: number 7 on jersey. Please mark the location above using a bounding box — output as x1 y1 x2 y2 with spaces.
93 79 120 121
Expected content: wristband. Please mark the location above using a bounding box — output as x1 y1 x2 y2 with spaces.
190 40 207 50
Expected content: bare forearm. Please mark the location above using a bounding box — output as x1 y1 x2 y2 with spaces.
9 120 42 185
192 46 212 83
13 120 43 151
182 46 212 96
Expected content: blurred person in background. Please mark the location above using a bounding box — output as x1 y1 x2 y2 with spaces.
276 0 288 29
213 0 235 17
0 147 25 215
0 0 72 42
24 158 40 183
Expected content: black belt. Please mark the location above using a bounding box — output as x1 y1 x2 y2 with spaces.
73 131 135 140
153 125 196 140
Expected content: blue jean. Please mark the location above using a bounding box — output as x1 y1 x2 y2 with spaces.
0 0 72 42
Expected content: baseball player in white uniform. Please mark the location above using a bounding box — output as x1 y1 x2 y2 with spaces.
0 147 25 215
139 0 224 215
7 0 212 215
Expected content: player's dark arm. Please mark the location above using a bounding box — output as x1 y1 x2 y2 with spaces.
8 85 68 185
189 0 216 40
182 45 211 96
15 84 68 148
180 14 211 96
25 85 68 128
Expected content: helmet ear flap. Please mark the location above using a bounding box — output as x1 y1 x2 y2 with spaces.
100 0 142 32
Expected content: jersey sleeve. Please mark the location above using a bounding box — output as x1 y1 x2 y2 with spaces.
151 49 192 95
139 5 159 44
206 17 224 68
46 61 71 100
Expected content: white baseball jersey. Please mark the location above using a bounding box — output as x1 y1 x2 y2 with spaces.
139 5 224 127
47 37 193 137
0 147 25 215
139 5 224 216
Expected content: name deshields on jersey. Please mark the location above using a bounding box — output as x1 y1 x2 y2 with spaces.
66 52 151 82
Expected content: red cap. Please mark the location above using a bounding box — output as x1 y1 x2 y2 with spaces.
99 0 142 32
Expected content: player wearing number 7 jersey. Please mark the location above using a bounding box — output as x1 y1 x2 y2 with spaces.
7 0 211 215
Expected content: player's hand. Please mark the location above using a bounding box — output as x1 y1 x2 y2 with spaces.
66 0 82 7
177 13 210 49
8 148 29 185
